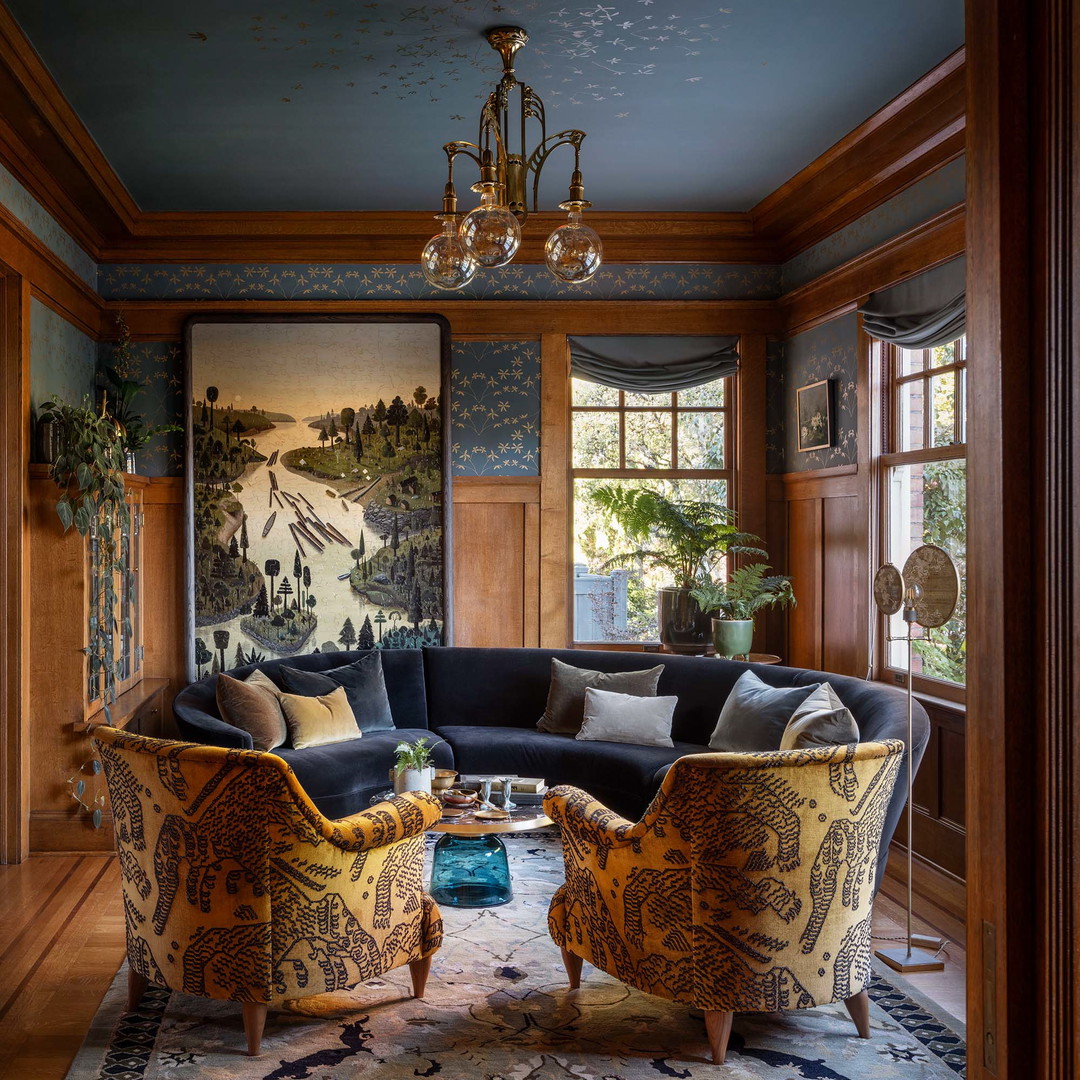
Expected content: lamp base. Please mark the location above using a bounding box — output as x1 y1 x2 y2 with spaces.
874 945 945 973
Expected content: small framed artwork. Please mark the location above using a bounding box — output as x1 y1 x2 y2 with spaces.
796 378 834 452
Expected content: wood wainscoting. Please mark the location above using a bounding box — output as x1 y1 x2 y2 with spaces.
766 465 870 677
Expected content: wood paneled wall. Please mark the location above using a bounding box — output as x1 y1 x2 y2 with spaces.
767 467 869 676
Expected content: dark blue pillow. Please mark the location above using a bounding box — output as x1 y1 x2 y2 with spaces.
280 651 395 733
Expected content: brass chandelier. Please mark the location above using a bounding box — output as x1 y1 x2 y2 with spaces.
421 26 603 290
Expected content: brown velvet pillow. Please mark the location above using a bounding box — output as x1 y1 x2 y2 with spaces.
216 670 288 751
537 658 664 735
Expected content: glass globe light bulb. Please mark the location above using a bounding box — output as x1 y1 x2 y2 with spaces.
459 187 521 268
545 210 603 283
421 217 477 290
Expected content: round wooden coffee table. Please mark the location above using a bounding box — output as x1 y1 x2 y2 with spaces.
430 807 553 908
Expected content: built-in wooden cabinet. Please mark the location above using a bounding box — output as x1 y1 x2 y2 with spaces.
27 466 161 851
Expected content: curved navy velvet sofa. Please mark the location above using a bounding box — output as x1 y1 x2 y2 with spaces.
173 646 928 890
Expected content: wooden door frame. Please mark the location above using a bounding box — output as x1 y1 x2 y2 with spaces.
966 0 1079 1076
0 268 29 863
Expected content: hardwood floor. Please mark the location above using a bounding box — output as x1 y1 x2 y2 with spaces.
0 855 125 1080
0 851 967 1080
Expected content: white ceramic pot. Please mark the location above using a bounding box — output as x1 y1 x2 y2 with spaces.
393 766 434 795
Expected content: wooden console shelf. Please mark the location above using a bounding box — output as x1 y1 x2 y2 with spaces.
78 677 169 733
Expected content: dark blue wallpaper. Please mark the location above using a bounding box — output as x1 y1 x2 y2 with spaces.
451 341 540 476
767 313 859 474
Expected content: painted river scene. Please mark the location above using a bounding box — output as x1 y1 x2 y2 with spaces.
189 320 446 677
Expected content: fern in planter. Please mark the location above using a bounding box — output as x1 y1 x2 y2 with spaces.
590 486 766 587
39 395 131 726
691 563 797 621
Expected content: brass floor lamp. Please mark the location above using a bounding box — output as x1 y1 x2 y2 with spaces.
873 543 959 975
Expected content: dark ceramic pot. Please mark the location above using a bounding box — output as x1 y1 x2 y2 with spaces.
657 587 713 654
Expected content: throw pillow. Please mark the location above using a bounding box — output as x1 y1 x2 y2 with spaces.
216 670 288 751
280 686 362 749
708 670 821 752
577 687 677 747
280 651 395 732
537 658 664 735
780 681 859 750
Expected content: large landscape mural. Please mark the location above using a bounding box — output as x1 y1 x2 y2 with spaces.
185 317 449 679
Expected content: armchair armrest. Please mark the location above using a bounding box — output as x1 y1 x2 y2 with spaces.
544 785 648 847
322 790 444 852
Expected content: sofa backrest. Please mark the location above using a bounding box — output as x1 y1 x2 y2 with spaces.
420 646 918 750
174 648 429 738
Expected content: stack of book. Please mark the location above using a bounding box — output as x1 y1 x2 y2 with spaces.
458 775 549 805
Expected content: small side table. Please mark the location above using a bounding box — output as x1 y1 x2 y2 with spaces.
429 808 553 908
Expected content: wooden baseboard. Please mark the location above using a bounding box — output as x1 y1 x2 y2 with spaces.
30 809 115 852
882 841 966 945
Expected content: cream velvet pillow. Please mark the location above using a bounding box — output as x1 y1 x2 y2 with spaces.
779 682 859 750
279 686 362 749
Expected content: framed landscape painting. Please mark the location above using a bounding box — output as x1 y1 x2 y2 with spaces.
796 378 834 452
184 315 451 681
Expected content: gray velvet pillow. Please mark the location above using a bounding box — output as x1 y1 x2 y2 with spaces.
780 682 859 750
577 687 676 747
708 670 821 752
537 658 664 735
280 651 395 733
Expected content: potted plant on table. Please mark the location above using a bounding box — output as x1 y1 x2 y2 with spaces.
393 737 437 795
591 486 766 653
692 563 796 659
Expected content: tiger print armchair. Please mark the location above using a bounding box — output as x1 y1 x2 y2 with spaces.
92 726 444 1056
544 740 903 1065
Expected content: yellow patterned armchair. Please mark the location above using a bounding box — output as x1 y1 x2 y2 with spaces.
545 740 902 1064
92 726 444 1056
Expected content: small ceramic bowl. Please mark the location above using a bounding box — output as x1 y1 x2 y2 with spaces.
441 787 478 807
431 769 458 793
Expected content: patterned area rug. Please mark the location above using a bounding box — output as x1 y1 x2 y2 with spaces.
66 834 965 1080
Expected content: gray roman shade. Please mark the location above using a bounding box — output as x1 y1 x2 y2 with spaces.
568 335 739 393
860 257 966 349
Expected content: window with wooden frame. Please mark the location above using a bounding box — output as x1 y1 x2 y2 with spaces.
570 377 734 643
878 336 967 696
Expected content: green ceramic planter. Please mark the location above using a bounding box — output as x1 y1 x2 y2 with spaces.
712 618 754 659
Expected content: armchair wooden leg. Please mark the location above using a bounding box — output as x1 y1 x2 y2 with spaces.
126 969 148 1012
844 989 871 1038
242 1003 267 1056
560 947 583 990
410 955 432 999
704 1010 733 1065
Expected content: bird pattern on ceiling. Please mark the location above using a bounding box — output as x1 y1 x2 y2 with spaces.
229 2 730 119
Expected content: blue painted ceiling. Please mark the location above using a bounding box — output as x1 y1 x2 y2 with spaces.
6 1 963 213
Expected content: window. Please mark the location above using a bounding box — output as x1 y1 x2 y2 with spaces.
879 336 967 692
570 376 734 642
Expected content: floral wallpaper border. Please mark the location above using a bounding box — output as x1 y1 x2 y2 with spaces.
0 161 97 288
781 157 965 291
97 262 781 302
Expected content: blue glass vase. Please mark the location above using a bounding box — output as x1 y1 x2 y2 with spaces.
430 833 512 907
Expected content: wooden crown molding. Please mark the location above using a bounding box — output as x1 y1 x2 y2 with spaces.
108 210 773 264
0 6 965 266
778 203 965 336
751 47 966 262
0 4 137 252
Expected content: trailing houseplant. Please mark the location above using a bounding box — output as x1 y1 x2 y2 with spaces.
691 563 796 659
590 485 766 652
39 394 131 724
102 315 181 470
